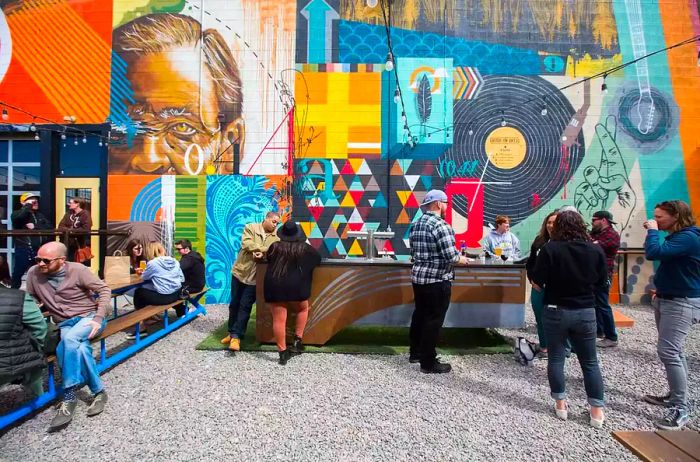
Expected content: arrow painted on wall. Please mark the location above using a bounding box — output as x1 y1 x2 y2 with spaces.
301 0 339 64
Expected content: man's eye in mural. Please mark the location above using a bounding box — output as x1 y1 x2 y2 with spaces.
169 122 199 138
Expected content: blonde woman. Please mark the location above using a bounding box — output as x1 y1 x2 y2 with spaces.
129 242 184 339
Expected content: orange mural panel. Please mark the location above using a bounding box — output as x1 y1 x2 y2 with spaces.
658 1 700 211
0 1 112 123
107 175 160 221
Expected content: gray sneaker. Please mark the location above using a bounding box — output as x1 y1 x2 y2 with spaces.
655 407 690 430
597 338 619 348
48 400 77 432
86 391 108 417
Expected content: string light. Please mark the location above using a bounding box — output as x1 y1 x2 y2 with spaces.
601 74 608 94
82 135 87 144
500 111 507 127
540 97 548 116
468 127 474 136
385 52 394 72
33 131 40 141
98 139 103 147
401 111 407 124
73 136 78 146
393 88 401 104
0 100 109 146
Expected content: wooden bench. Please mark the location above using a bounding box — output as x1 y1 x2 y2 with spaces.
613 430 700 461
1 289 208 431
97 292 206 340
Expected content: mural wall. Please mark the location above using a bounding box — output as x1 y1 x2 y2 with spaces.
2 0 700 303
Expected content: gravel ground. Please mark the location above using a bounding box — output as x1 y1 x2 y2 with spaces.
0 303 698 461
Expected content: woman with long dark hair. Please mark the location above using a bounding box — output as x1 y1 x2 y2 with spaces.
525 211 557 356
125 239 146 274
264 221 321 365
643 200 700 430
532 211 607 428
57 197 92 265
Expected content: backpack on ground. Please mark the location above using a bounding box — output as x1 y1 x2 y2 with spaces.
514 336 538 366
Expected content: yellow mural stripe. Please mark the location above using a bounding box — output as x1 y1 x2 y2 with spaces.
658 1 700 210
8 0 111 123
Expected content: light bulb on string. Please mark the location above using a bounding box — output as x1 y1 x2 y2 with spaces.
393 88 401 104
601 74 608 94
403 125 409 136
561 135 568 142
82 135 87 144
468 128 474 136
73 136 78 146
98 139 103 147
33 131 40 141
1 107 8 121
401 112 407 124
500 111 507 127
60 132 66 140
30 121 36 132
385 52 394 72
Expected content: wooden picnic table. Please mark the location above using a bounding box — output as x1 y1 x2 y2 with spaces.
106 275 143 295
613 430 700 461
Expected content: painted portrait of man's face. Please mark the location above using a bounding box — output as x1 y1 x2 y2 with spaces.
110 14 245 175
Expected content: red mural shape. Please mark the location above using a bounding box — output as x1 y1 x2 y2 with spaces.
446 179 484 248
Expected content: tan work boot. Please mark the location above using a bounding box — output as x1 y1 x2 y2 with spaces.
229 338 241 351
220 335 231 345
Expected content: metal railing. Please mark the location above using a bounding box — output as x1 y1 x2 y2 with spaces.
0 229 131 274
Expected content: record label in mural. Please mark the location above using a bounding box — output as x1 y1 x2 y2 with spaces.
443 75 585 226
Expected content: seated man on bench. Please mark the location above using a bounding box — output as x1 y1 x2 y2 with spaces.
26 242 111 433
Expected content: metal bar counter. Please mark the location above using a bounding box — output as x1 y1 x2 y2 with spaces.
255 258 526 346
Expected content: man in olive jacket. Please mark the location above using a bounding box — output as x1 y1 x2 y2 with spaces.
221 211 280 351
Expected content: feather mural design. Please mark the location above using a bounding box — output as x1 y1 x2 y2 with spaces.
416 74 432 137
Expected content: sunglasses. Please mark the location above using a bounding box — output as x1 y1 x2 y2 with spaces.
34 256 64 265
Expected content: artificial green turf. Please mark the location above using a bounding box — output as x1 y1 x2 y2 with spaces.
196 308 511 355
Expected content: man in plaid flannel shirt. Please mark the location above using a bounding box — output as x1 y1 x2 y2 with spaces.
590 210 620 347
409 189 468 373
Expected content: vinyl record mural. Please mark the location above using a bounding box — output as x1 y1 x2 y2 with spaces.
444 76 585 226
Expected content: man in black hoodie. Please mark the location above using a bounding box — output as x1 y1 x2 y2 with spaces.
175 239 205 293
10 193 52 288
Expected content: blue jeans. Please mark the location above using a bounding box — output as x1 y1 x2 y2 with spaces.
530 288 547 348
543 306 605 407
654 297 700 411
11 246 35 289
57 314 106 394
594 280 618 341
227 276 256 339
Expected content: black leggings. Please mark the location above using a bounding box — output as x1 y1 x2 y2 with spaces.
133 288 183 316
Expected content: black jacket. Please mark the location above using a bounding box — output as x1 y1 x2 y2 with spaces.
0 288 45 381
532 240 607 308
525 237 547 281
11 205 52 250
179 251 205 293
264 242 321 303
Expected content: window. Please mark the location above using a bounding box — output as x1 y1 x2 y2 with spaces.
0 139 42 272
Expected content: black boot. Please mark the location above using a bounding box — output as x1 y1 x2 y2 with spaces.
290 336 305 355
278 349 291 365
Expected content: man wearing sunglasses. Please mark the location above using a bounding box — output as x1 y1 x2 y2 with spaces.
25 242 112 432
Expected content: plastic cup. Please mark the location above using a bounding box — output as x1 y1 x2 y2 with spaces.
139 260 147 271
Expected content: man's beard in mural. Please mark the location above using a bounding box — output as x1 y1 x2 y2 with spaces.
109 13 244 176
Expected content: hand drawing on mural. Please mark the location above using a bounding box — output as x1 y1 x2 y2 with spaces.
110 14 245 175
574 116 637 229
